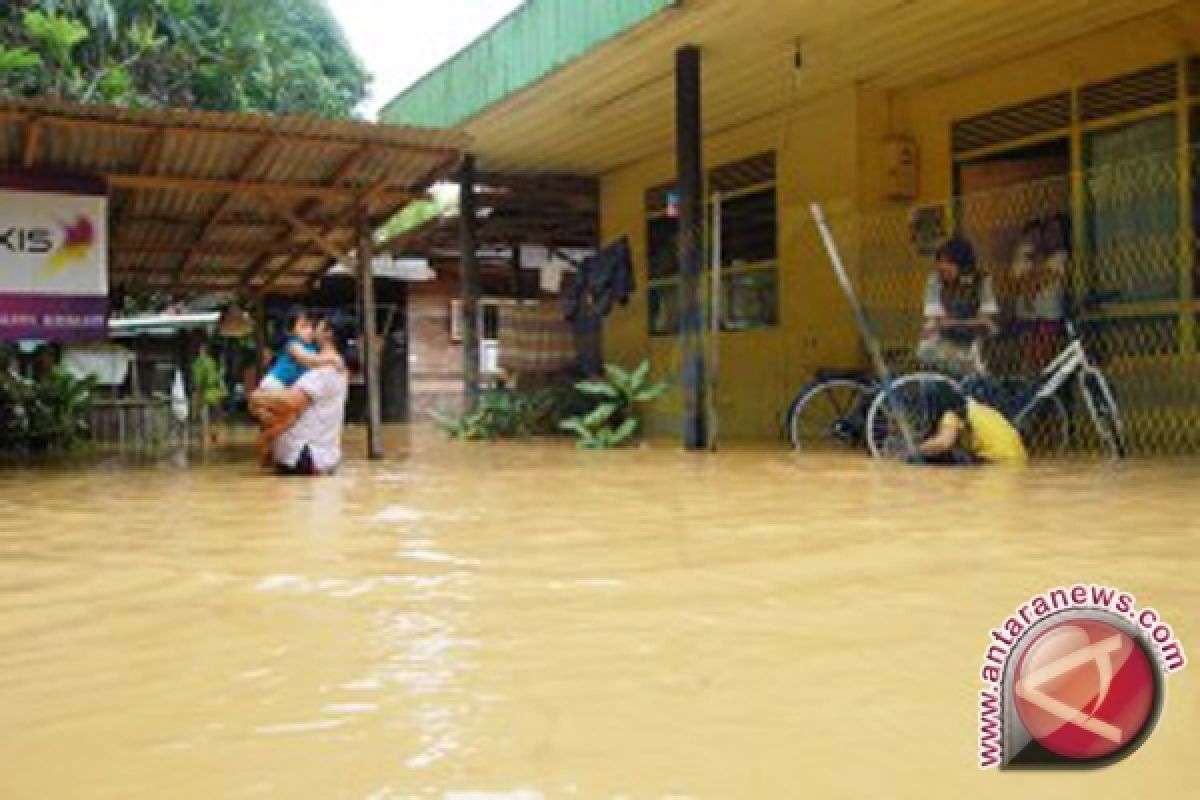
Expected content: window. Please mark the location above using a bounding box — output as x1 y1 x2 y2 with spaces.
644 153 779 336
1084 114 1178 305
645 183 681 336
647 215 680 280
712 152 779 331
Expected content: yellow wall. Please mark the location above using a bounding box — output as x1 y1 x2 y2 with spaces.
597 2 1200 441
891 4 1200 206
600 88 863 440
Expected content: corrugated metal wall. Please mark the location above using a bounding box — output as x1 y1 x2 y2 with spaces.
380 0 676 129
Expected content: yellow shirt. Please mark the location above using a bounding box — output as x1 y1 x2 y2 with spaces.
952 399 1027 466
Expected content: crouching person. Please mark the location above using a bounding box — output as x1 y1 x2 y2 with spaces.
912 383 1026 467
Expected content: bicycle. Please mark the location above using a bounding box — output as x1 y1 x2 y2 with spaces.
864 318 1126 461
785 368 875 451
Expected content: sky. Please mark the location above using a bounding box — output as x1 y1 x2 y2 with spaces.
327 0 525 118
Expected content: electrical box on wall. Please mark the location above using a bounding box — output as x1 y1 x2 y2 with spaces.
883 137 919 201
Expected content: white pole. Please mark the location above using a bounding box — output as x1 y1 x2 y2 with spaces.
809 204 918 457
709 192 722 451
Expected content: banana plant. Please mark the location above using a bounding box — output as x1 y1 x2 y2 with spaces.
559 360 669 450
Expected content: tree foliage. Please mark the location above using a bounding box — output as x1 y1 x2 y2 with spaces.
0 0 370 118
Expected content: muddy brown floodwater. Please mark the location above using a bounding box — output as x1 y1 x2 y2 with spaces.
0 427 1196 798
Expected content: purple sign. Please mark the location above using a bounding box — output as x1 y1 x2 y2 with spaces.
0 294 109 343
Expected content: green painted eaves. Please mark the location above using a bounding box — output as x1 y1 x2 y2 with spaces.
380 0 677 129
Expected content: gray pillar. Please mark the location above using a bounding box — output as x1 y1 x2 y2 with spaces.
676 45 707 450
357 208 384 459
459 156 482 410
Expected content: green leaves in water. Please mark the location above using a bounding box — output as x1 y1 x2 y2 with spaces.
559 359 668 450
433 359 669 451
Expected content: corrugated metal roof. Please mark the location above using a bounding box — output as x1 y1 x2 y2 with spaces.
380 0 678 128
0 97 468 296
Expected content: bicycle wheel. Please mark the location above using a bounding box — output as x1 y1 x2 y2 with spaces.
865 372 961 459
786 378 874 451
1002 381 1070 457
1080 368 1127 460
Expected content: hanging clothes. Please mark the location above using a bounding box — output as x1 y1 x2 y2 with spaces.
564 237 635 322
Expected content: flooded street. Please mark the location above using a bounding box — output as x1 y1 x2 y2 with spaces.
0 428 1196 798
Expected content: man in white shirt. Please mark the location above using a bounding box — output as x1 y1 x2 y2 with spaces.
250 318 349 476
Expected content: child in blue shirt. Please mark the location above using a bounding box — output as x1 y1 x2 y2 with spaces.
258 310 339 391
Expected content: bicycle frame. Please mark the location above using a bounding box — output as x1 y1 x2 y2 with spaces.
1010 324 1091 426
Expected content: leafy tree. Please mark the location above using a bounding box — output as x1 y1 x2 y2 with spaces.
0 0 370 118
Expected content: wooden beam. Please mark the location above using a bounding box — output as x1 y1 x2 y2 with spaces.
229 144 417 291
459 155 481 411
251 168 425 290
106 173 413 201
244 253 296 291
21 118 42 169
261 198 353 264
476 172 598 196
113 129 168 228
177 136 282 282
357 207 385 459
254 297 269 388
115 242 322 257
122 212 343 228
235 143 375 290
0 111 462 159
326 143 376 186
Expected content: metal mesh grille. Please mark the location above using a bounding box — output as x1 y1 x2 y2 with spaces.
793 147 1200 458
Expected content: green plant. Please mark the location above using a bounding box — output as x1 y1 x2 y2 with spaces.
430 383 590 442
191 351 227 409
0 367 98 453
560 360 668 449
430 391 512 441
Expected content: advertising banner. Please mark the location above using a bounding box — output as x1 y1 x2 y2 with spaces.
0 175 109 342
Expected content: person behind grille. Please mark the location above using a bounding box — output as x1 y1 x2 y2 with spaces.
916 237 999 377
1011 216 1068 368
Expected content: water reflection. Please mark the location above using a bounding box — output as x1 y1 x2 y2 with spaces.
0 429 1195 797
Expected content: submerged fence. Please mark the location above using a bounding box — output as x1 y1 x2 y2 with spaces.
814 147 1200 457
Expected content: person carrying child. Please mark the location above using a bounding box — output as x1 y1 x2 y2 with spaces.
253 309 342 463
258 309 342 391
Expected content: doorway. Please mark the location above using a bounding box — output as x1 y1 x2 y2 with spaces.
956 139 1071 302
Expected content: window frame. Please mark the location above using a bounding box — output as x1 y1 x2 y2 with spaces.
644 153 781 337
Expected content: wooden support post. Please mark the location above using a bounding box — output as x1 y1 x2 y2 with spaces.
459 155 482 410
357 207 385 459
676 45 707 451
254 297 269 385
511 242 523 298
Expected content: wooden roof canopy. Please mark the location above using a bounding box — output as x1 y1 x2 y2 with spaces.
0 97 468 296
382 171 599 263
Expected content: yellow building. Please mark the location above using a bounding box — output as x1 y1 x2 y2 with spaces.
384 0 1200 448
